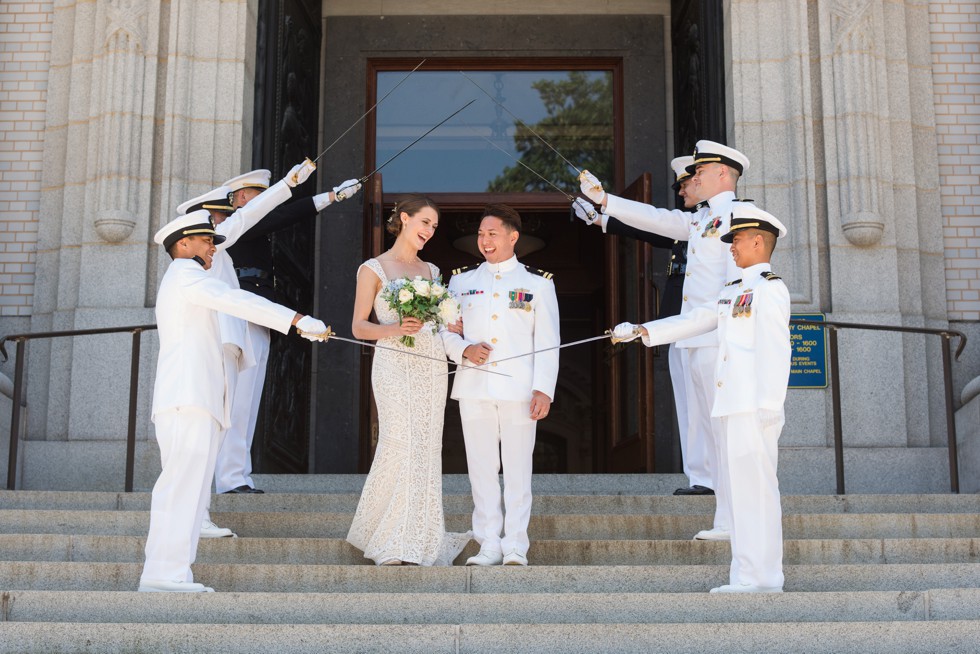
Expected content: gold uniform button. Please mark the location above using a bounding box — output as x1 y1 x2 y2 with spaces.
492 362 497 367
491 338 498 344
685 272 691 277
492 314 498 320
493 293 499 298
717 381 723 388
495 274 502 280
683 295 688 302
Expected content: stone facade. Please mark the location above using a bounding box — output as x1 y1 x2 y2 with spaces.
0 0 977 490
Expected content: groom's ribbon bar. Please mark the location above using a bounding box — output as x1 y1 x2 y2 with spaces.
299 326 512 377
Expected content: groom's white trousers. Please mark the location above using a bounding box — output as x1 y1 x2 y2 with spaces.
459 398 536 557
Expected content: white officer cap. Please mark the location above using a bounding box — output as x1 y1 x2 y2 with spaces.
721 205 787 243
153 209 227 250
176 185 234 215
688 140 750 176
670 156 695 190
223 169 272 193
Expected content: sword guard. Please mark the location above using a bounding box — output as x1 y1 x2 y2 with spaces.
607 326 642 345
578 169 603 192
297 324 334 342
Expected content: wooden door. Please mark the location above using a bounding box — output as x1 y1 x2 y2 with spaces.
604 173 658 472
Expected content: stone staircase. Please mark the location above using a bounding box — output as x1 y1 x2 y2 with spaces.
1 474 979 653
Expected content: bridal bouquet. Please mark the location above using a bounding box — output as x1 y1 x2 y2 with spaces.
381 275 460 347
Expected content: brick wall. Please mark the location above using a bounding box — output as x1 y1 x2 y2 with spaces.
0 2 52 317
931 1 980 321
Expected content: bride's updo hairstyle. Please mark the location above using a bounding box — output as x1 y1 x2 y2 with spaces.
387 194 440 236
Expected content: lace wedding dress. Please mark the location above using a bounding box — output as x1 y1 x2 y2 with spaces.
346 258 471 565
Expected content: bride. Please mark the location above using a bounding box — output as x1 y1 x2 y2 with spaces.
347 194 471 566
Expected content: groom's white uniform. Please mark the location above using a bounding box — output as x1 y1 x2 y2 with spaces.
443 255 560 558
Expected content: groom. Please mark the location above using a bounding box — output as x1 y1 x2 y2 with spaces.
442 204 560 566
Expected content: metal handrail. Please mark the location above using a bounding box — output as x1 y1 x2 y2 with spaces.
0 325 157 491
789 318 967 494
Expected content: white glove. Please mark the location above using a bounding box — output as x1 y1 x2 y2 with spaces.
285 159 317 188
579 170 606 204
572 197 599 225
296 315 327 340
612 322 640 343
333 179 362 202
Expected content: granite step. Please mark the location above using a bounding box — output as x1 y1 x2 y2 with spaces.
2 620 979 653
2 534 978 566
3 490 978 515
3 589 979 624
3 561 979 593
2 508 978 540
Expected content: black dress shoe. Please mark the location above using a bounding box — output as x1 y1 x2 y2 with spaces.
223 485 265 494
673 485 715 496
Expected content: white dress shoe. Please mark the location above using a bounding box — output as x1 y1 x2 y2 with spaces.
709 583 782 594
693 527 731 541
465 550 503 566
138 579 215 593
502 550 528 566
200 519 236 538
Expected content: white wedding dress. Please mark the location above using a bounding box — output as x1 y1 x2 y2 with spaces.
346 258 471 565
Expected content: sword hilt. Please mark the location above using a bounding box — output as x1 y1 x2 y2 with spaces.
607 326 642 345
297 324 334 342
292 157 316 185
578 169 603 193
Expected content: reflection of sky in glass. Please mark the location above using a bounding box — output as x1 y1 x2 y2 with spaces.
375 71 610 193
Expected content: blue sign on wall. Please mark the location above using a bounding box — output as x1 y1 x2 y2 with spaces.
790 313 828 389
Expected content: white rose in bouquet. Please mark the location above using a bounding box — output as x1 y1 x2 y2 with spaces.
438 297 461 324
411 277 431 297
430 282 445 298
398 288 414 304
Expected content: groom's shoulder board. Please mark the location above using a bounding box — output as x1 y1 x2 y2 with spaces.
525 265 554 280
451 264 477 276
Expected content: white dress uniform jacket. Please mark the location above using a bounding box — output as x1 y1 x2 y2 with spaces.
151 258 297 429
603 190 751 348
442 255 560 400
210 180 293 370
638 263 792 417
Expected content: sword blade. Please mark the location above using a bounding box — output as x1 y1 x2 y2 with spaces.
300 329 511 377
464 123 576 201
458 70 584 177
359 99 476 183
312 59 427 164
446 333 612 376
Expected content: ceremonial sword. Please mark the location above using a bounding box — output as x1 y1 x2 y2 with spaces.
445 328 643 376
311 59 427 165
298 326 512 377
463 123 599 223
333 99 477 200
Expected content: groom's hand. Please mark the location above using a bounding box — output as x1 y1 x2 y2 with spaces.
463 342 493 365
530 390 551 421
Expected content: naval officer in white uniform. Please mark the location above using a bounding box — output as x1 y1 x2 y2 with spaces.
613 205 791 593
139 210 327 593
578 140 755 541
442 204 560 566
174 162 313 537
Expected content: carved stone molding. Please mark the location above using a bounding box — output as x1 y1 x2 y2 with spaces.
829 0 885 246
94 209 136 243
104 0 147 53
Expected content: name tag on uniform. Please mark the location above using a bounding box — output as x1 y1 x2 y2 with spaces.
509 288 533 312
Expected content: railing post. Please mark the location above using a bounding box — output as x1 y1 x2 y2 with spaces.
828 327 845 495
125 329 142 493
941 334 960 494
6 338 26 490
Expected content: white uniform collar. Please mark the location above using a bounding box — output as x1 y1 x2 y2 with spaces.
484 254 520 274
706 190 737 210
739 262 772 279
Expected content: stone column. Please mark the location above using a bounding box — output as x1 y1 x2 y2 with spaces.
22 0 258 490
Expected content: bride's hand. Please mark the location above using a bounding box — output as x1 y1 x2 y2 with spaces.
447 317 463 335
394 317 424 336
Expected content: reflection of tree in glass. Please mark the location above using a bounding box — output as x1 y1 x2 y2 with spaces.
488 71 614 194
